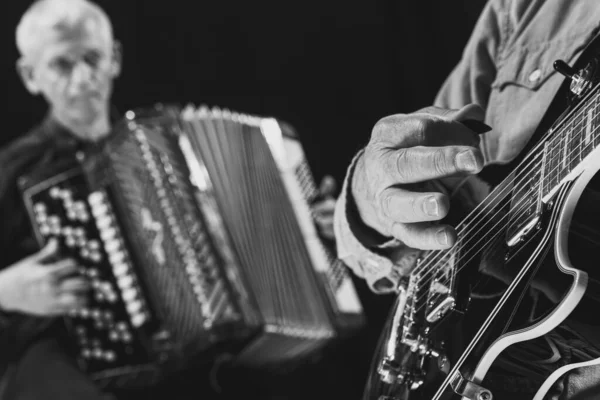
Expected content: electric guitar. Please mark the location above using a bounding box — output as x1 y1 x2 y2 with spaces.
364 33 600 400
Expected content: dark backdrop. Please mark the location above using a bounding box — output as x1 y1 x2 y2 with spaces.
0 1 486 399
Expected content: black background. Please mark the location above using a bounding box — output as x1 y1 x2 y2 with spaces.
0 1 486 398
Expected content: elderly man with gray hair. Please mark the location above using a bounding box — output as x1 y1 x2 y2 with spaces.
0 0 340 398
0 0 127 397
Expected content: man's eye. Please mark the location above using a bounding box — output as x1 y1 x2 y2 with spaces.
54 59 73 72
84 53 101 67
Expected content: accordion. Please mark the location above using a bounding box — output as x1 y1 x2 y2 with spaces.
19 104 364 387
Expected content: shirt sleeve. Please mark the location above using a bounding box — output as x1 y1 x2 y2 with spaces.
333 0 508 294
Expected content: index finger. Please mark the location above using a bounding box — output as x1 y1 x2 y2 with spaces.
373 115 483 149
382 145 484 185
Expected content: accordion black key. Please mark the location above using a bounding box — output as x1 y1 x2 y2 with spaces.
19 104 365 387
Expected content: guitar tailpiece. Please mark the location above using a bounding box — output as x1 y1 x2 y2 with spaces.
450 371 493 400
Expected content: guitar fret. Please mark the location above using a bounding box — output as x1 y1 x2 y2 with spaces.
592 95 600 148
582 105 595 160
569 119 581 172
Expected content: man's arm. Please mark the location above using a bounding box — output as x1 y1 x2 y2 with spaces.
333 0 507 294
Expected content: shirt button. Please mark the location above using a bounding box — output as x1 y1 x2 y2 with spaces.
528 69 542 82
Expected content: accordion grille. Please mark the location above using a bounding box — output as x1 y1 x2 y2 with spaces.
180 110 335 341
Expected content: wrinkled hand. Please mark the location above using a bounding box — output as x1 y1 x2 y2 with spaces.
313 175 337 240
0 239 89 316
352 104 486 250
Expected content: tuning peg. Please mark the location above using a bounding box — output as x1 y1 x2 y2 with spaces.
554 60 577 79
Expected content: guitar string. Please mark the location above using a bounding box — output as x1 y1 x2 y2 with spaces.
408 94 600 307
411 119 600 310
409 93 597 281
408 89 599 280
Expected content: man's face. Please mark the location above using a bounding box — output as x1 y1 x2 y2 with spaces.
22 16 119 128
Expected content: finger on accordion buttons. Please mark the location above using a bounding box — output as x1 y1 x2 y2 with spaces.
318 175 337 197
47 258 79 279
313 198 336 217
59 276 91 293
58 291 88 311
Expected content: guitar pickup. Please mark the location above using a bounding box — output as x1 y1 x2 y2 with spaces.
506 214 541 247
425 296 455 323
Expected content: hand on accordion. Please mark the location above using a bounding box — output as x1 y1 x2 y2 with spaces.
313 175 337 241
0 239 90 316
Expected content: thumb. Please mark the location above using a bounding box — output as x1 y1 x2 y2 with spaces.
417 104 490 134
32 238 59 262
416 103 485 122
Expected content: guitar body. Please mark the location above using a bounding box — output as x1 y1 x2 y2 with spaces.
365 33 600 400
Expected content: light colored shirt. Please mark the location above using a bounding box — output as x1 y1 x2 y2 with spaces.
334 0 600 294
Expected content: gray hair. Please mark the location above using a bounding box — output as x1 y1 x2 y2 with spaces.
16 0 113 59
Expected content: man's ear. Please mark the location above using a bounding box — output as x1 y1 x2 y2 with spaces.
16 58 41 95
110 41 122 77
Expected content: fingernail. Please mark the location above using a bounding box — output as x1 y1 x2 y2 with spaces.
425 196 438 217
456 150 479 172
437 229 449 246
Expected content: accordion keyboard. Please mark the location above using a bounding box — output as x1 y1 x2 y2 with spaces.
25 169 159 372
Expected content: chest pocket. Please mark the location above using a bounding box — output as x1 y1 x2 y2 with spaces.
491 32 593 92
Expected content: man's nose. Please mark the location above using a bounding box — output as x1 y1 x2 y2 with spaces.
68 62 94 93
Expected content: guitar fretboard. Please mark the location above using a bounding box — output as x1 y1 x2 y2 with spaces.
542 84 600 198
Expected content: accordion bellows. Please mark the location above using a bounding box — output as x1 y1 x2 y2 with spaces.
19 104 364 387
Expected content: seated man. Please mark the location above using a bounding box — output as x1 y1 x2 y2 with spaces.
0 0 337 399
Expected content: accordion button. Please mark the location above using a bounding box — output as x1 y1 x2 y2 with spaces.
80 248 90 258
82 349 92 358
122 288 137 302
106 292 118 303
34 203 47 213
73 228 86 238
105 240 120 253
79 213 90 223
96 216 112 229
50 187 61 198
122 331 133 342
109 331 119 341
88 192 105 205
109 251 125 265
100 227 117 241
89 252 102 263
39 225 51 236
88 240 101 250
131 314 146 328
93 349 102 359
91 204 109 217
105 351 116 362
116 322 128 331
126 300 142 315
113 263 128 277
117 275 133 289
